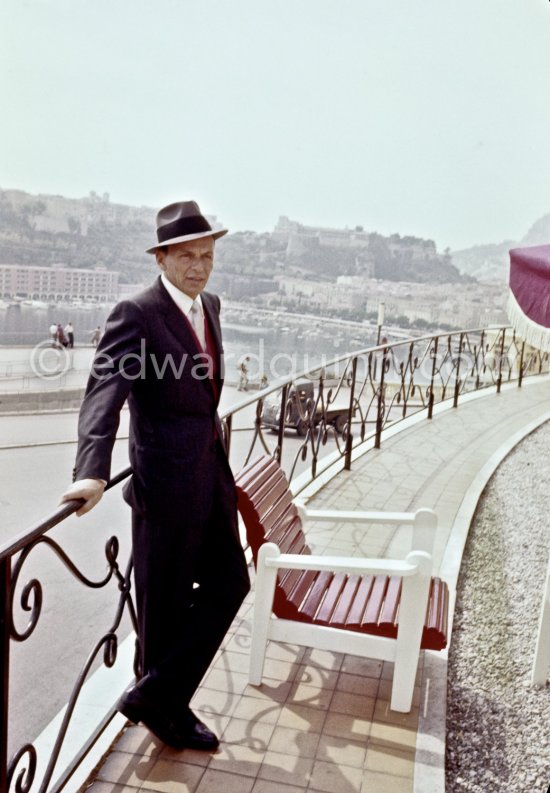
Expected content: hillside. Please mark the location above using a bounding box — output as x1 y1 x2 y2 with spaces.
520 213 550 247
278 231 466 283
0 187 472 287
450 211 550 282
450 241 514 282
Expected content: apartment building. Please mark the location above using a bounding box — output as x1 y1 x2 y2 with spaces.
0 264 119 301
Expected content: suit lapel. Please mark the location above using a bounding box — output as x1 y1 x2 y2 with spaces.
201 293 222 355
201 292 224 395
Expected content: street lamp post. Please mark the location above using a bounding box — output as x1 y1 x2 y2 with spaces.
376 301 385 345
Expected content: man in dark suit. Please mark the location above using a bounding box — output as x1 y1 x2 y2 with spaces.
60 201 250 750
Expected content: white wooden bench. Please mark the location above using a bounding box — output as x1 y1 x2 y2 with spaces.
235 455 449 713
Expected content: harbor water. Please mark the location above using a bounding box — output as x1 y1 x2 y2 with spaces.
0 301 379 387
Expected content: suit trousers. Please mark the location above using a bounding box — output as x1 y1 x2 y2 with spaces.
130 442 250 712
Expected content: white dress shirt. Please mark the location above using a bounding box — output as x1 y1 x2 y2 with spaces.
160 274 205 348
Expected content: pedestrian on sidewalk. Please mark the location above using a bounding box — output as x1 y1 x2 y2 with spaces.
65 322 74 348
237 356 250 391
56 323 68 348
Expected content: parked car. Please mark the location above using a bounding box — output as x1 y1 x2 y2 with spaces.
261 380 352 436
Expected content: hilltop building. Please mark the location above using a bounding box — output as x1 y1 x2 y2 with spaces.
273 215 371 253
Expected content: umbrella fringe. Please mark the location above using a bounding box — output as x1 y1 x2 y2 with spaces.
507 291 550 353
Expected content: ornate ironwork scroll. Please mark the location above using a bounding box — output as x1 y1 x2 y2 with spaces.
1 488 137 793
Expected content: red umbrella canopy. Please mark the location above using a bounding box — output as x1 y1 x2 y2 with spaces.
508 244 550 352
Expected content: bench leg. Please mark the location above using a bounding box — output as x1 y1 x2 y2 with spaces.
391 654 420 713
249 543 280 685
391 554 431 712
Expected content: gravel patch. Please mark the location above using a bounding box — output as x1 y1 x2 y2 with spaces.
446 420 550 792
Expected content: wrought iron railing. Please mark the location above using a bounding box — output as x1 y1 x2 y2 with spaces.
1 325 548 792
221 325 549 490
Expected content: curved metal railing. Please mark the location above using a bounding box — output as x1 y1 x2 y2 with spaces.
0 325 548 791
220 325 549 491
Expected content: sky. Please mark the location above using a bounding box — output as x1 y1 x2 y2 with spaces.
1 0 550 252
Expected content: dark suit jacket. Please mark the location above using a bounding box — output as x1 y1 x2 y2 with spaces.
74 276 234 525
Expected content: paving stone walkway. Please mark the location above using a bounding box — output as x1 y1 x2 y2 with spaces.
83 378 550 793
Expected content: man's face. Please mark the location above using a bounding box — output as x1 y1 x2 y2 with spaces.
156 236 214 299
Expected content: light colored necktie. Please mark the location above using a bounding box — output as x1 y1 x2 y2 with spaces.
189 300 206 350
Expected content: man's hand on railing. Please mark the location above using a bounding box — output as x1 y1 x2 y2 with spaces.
60 479 106 517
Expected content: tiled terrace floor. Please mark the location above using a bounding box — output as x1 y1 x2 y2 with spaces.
84 379 550 793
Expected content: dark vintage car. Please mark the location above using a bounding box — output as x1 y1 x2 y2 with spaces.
261 380 351 436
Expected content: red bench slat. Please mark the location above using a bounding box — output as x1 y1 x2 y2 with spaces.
262 500 297 536
273 517 306 555
252 479 293 521
328 574 361 627
286 568 319 613
360 575 389 628
279 567 309 602
421 577 449 650
300 571 334 621
315 572 348 625
344 575 375 627
377 576 403 637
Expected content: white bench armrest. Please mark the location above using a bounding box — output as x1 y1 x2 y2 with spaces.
299 507 417 524
295 506 438 555
258 544 431 578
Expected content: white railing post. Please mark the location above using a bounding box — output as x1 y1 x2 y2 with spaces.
531 551 550 686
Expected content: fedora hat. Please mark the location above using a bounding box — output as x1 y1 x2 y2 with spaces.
146 200 227 253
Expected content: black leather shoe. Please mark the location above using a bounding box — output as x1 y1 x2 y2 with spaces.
117 685 190 750
181 708 220 751
117 687 219 751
